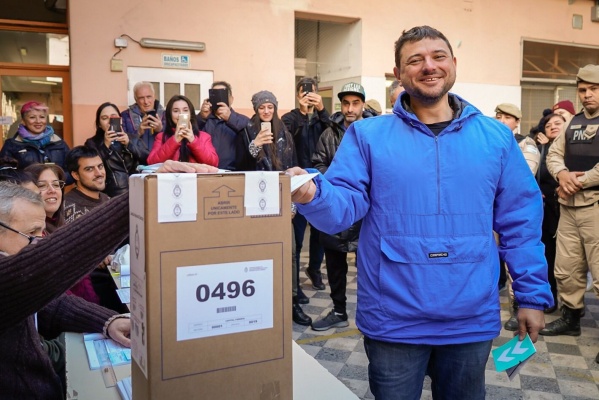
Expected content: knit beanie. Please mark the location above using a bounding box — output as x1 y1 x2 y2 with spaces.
552 100 575 116
251 91 278 112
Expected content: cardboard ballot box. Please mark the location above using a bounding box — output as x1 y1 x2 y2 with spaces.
128 172 292 400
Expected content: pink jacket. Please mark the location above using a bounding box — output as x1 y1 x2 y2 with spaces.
147 131 219 166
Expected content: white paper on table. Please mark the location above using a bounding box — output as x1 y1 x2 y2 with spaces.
120 275 130 288
156 173 197 222
291 173 318 192
243 171 280 216
176 259 274 341
116 288 130 304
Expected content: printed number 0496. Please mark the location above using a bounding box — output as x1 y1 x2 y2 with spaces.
196 280 255 302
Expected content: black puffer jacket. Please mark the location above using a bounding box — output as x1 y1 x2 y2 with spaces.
0 133 71 179
312 110 374 252
85 135 149 197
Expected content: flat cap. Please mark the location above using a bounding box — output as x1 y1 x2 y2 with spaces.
577 64 599 84
495 103 522 119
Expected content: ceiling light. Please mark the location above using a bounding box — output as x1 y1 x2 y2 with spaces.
30 80 58 85
140 38 205 52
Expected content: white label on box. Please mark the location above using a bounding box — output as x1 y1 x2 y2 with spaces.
157 173 197 222
244 171 280 216
176 260 274 341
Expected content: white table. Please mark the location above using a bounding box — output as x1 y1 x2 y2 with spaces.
65 332 359 400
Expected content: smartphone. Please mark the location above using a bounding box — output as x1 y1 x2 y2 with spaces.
209 88 229 112
146 110 157 119
260 122 271 132
177 113 190 129
109 117 121 132
300 82 313 94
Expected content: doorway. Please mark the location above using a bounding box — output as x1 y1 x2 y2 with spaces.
0 67 71 147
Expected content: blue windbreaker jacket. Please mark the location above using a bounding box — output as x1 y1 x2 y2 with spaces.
297 93 553 345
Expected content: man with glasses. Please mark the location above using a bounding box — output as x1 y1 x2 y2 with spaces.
0 182 131 398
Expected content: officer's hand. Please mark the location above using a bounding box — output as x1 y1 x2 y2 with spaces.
557 170 584 195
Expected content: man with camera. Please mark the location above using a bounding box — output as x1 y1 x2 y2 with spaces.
197 81 250 171
282 78 330 298
121 81 166 151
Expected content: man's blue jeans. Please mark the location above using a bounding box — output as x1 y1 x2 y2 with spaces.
364 336 492 400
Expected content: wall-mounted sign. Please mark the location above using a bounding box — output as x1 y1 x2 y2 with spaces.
161 53 190 69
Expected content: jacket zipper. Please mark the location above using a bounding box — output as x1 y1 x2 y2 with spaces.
435 135 441 213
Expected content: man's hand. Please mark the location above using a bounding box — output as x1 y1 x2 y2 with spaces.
305 92 324 111
557 170 584 196
214 103 231 121
156 160 219 173
107 318 131 347
287 167 316 204
140 115 163 133
517 308 545 343
199 99 211 120
98 255 113 270
298 92 324 115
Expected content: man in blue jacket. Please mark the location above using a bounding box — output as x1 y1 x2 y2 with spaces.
290 26 552 400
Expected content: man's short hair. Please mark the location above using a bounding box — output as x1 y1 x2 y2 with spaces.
394 26 454 68
296 77 319 94
212 81 233 97
133 81 155 99
0 182 43 230
65 145 100 174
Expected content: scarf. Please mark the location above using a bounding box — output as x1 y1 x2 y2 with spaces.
18 124 55 148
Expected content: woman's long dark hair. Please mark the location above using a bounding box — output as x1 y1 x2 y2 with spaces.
92 102 122 144
250 104 287 171
162 95 200 162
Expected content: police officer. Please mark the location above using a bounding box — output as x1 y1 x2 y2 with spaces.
542 65 599 359
494 102 541 331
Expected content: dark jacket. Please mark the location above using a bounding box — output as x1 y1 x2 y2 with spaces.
198 110 250 170
282 107 330 169
0 133 72 184
312 110 373 251
85 135 149 197
0 194 129 399
121 100 166 151
237 122 297 171
537 141 560 234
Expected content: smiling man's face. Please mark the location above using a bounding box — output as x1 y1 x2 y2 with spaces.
394 38 456 107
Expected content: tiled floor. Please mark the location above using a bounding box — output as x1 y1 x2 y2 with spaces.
294 251 599 399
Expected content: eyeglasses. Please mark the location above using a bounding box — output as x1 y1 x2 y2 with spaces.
0 220 42 245
36 180 65 191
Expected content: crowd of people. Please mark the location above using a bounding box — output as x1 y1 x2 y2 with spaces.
0 23 598 400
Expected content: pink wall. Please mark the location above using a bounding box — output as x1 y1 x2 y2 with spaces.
69 0 599 145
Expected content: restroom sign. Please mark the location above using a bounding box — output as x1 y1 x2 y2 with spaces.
161 53 190 69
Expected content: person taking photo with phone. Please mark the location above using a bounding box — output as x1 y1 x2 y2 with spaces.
147 95 218 166
238 90 296 172
121 81 166 150
85 102 149 197
197 81 250 171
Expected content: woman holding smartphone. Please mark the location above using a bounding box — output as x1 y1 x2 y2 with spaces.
85 102 149 197
147 95 218 166
238 90 296 171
